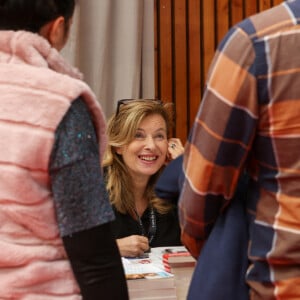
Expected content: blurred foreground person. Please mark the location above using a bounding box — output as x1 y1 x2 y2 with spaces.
179 0 300 299
0 1 128 299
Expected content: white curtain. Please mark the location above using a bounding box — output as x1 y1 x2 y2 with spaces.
62 0 155 118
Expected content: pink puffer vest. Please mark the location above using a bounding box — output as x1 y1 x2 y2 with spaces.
0 31 107 299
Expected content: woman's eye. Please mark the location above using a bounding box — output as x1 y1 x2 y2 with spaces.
134 132 144 139
155 134 166 140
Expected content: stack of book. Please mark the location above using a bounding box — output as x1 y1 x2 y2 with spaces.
122 246 195 300
150 246 196 273
122 255 176 299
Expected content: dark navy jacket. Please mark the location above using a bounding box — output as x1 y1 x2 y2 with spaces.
155 155 250 300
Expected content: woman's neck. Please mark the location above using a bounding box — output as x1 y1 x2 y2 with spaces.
132 177 149 216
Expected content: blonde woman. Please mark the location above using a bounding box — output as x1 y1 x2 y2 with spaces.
103 99 184 257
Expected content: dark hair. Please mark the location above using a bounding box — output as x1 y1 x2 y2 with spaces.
0 0 75 33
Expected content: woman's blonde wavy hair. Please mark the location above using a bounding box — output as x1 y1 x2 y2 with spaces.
102 99 174 217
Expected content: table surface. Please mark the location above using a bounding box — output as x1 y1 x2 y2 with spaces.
127 265 195 300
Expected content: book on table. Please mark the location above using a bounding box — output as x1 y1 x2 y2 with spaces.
123 246 195 300
122 252 176 299
122 245 195 279
149 246 196 273
122 255 173 280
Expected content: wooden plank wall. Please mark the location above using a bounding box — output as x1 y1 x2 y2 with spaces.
154 0 284 142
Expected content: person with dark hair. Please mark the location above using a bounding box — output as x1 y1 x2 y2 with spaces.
0 1 128 299
103 99 184 258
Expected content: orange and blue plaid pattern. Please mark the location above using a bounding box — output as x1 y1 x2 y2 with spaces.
179 0 300 298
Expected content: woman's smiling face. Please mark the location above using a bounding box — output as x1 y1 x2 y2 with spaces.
116 114 168 181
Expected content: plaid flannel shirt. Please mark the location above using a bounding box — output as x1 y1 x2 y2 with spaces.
179 0 300 298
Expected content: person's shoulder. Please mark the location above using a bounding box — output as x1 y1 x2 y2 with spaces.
217 2 288 54
68 97 90 115
236 2 292 37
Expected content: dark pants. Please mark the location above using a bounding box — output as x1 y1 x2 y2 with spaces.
187 174 250 300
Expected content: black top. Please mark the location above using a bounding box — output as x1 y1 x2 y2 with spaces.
111 205 182 247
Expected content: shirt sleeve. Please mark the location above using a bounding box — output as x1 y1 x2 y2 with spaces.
154 155 184 204
49 97 115 237
178 25 258 258
62 223 129 300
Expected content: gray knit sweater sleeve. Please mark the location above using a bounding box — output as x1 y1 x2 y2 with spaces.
49 97 114 237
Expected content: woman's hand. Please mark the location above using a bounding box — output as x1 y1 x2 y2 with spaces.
116 235 149 257
167 138 184 161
